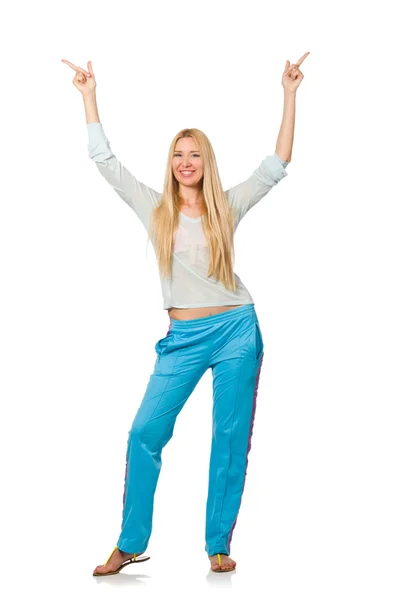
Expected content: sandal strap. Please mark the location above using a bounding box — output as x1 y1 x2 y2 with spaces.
105 545 118 565
105 546 137 565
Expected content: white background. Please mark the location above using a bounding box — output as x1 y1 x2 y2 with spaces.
1 0 396 598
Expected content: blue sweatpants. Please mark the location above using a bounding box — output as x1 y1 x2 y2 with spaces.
116 303 264 557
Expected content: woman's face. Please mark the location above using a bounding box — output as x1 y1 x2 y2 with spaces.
172 136 204 188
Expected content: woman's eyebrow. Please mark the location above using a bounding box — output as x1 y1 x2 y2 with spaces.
173 150 200 153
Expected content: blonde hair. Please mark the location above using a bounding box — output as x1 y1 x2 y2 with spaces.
147 127 238 292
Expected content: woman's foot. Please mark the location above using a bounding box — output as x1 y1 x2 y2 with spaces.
93 547 144 575
208 553 237 571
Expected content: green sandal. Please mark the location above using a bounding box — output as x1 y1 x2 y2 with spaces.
92 545 151 576
211 553 236 573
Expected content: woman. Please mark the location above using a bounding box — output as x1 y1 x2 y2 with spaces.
62 53 309 575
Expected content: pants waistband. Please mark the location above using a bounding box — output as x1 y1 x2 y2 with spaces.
169 303 255 330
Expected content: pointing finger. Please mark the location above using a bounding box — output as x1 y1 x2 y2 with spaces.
61 59 79 71
61 59 91 77
295 52 310 67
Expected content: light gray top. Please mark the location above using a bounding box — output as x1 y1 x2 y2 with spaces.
87 122 289 310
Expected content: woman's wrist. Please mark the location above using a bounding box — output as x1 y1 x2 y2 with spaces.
83 92 100 124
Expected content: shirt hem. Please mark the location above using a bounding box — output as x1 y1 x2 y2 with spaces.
164 301 254 310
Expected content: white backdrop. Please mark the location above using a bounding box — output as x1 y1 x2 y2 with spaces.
1 0 396 598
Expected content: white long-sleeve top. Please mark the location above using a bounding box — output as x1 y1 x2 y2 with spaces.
87 122 289 310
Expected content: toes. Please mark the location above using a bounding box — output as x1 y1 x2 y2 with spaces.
209 554 237 571
94 564 111 574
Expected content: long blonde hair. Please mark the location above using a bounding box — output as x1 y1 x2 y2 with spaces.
147 127 238 292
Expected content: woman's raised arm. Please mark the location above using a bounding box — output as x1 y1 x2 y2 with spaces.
62 59 161 232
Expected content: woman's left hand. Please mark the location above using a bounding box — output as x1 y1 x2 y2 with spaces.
282 52 310 93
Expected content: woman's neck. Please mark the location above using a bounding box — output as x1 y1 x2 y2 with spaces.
178 190 203 208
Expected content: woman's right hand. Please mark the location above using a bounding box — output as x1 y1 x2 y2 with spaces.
61 59 96 95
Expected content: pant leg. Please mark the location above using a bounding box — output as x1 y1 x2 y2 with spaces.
116 324 207 553
205 316 264 556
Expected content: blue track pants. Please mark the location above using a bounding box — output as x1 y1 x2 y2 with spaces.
116 303 264 557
